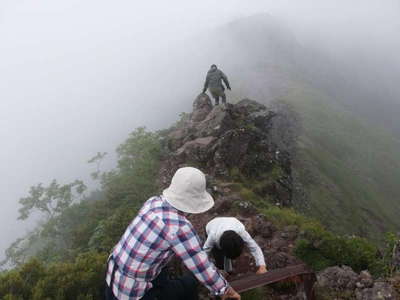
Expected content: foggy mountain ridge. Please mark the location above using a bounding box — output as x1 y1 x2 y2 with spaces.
173 13 400 239
4 11 400 250
1 0 400 272
1 7 400 297
2 9 400 258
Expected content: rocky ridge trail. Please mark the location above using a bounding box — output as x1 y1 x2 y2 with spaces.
158 94 399 299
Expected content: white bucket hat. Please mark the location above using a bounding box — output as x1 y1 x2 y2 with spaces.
163 167 214 214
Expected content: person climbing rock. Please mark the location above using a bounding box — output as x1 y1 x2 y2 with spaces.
203 217 267 275
105 167 241 300
202 64 231 105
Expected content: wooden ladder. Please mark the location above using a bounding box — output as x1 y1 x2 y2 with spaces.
229 264 316 299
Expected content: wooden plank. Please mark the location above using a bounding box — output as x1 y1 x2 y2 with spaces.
229 264 315 294
303 273 317 300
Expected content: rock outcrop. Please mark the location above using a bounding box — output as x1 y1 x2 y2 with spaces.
159 94 400 299
158 95 305 298
317 266 399 299
162 93 293 207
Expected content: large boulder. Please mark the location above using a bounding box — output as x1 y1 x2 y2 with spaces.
251 216 276 238
317 265 359 290
193 105 235 138
191 93 213 122
167 128 188 151
175 136 215 163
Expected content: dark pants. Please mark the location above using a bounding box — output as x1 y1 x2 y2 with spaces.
105 262 198 300
211 247 225 270
209 87 226 105
214 93 226 105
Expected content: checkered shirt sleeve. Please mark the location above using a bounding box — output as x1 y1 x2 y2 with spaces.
168 221 229 296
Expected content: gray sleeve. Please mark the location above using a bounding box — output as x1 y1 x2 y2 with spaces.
203 74 210 90
239 230 266 266
221 72 230 89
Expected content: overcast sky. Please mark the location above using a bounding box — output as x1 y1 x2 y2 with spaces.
1 0 399 260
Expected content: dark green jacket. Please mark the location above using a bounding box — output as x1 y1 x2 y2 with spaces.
204 68 230 91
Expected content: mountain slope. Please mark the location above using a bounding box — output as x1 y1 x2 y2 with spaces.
284 84 400 238
186 14 400 240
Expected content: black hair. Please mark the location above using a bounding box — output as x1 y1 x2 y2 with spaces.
211 64 217 68
220 230 244 259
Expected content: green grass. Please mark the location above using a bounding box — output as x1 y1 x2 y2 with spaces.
281 84 400 241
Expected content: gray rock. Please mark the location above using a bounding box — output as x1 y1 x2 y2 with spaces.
252 216 275 239
268 251 291 269
167 128 188 151
271 237 288 251
175 136 215 162
194 104 235 138
359 270 374 288
282 225 299 240
356 281 398 300
317 265 359 291
191 93 213 122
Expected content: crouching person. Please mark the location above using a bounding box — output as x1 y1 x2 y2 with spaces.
105 167 240 300
203 217 267 275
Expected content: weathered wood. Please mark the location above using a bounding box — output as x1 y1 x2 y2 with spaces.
229 264 316 299
303 273 317 300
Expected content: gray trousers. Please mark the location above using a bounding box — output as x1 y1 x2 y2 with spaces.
209 87 226 105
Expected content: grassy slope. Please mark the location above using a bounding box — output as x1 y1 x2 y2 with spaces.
283 84 400 240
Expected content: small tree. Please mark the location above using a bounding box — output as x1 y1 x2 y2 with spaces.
18 179 87 220
384 232 400 276
88 152 107 180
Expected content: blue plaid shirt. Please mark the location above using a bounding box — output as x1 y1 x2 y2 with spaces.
106 196 228 299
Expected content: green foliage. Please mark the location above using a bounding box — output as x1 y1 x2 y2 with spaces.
294 236 380 274
18 179 87 220
4 127 162 271
0 253 107 300
382 232 400 276
229 163 286 208
87 204 139 252
231 152 389 275
1 238 30 267
88 152 107 180
283 85 400 240
0 258 45 299
261 206 384 274
101 127 162 208
1 126 163 298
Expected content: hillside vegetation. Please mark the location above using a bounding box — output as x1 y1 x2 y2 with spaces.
282 84 400 240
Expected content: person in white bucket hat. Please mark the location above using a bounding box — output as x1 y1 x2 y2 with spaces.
163 167 214 214
105 167 241 300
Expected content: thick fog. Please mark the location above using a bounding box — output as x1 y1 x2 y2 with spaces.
1 0 399 260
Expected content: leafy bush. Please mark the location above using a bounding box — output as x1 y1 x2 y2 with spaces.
293 226 380 273
101 127 162 208
32 252 107 300
0 252 107 300
0 127 163 299
261 207 383 274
